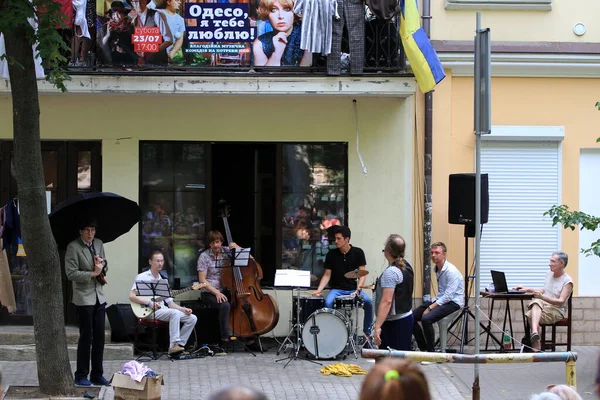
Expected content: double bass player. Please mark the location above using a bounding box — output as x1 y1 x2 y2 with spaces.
197 227 279 351
197 230 237 346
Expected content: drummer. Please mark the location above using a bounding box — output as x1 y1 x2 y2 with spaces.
313 226 373 340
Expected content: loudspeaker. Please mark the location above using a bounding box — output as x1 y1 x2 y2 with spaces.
106 303 138 343
180 300 221 346
448 173 489 225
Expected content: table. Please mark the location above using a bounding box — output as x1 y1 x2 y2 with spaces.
480 291 533 351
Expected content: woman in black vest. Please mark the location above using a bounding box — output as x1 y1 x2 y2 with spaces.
373 234 414 350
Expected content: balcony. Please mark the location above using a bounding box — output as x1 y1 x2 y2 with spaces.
66 17 405 76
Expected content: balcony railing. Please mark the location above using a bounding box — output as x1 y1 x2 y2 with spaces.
66 17 405 75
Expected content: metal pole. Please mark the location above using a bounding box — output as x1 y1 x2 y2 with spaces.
566 359 577 388
473 12 482 400
422 0 433 303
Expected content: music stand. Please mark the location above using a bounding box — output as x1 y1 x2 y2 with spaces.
274 269 322 368
216 247 258 356
135 279 173 361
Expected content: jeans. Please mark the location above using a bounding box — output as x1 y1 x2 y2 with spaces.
325 289 373 335
202 292 231 339
380 313 414 351
412 301 460 352
75 300 105 381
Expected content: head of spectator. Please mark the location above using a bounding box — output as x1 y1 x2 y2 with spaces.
545 384 582 400
207 386 268 400
530 393 561 400
359 358 430 400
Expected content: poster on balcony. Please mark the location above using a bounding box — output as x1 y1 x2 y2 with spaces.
182 1 252 67
182 0 312 68
62 0 313 68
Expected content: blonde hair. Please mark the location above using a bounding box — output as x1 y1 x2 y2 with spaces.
359 358 430 400
546 384 582 400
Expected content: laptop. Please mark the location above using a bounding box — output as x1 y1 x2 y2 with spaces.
490 270 524 294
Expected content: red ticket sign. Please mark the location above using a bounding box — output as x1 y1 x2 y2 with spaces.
132 27 163 53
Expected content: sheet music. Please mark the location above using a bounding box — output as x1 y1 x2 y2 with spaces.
274 269 311 288
232 247 252 267
135 279 171 298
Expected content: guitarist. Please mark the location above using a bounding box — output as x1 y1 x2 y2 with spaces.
129 250 197 355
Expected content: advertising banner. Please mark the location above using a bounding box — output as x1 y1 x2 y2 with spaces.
61 0 313 68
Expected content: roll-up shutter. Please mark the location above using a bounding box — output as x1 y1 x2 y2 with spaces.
479 141 560 290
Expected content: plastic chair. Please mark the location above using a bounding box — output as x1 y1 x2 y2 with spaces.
438 309 461 352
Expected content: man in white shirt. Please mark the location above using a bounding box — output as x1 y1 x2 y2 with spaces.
515 251 573 350
129 250 197 355
412 242 464 352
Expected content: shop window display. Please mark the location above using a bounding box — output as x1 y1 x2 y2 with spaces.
140 142 206 289
281 143 347 285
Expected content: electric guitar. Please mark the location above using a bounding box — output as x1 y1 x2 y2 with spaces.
130 283 205 318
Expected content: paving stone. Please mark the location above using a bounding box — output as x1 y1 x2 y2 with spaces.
1 346 596 399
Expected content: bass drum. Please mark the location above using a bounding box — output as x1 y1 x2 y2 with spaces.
302 308 349 359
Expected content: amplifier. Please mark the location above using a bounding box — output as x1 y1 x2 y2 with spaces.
180 300 221 346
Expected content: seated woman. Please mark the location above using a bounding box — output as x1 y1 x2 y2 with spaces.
253 0 311 66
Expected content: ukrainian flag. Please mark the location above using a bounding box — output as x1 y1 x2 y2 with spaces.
400 0 446 93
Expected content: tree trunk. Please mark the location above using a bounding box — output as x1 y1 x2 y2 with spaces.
2 1 74 395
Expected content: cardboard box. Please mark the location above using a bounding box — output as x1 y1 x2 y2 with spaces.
111 373 164 400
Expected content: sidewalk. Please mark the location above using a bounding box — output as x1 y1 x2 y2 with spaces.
1 346 596 399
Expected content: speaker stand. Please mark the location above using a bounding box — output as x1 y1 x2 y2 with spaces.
445 225 502 353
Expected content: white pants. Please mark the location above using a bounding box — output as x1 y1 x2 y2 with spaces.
152 308 197 349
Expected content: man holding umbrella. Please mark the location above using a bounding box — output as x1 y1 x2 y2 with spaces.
65 220 109 387
51 192 141 385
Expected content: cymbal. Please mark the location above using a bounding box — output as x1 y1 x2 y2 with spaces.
344 269 369 279
360 284 375 290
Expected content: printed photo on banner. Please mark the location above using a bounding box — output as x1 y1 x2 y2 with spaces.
96 0 178 66
54 0 313 68
251 0 311 67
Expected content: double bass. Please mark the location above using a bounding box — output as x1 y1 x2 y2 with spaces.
219 204 279 338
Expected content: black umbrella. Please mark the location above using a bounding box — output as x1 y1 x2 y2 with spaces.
49 192 141 249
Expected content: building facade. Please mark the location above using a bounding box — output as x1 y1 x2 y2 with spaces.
429 0 600 344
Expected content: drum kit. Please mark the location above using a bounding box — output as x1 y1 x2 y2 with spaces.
276 268 373 367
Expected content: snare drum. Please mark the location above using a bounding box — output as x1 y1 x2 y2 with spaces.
292 296 325 325
334 295 363 311
302 308 349 359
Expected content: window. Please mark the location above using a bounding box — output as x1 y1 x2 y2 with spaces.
479 126 563 290
281 144 347 284
138 142 347 288
140 142 207 289
445 0 552 11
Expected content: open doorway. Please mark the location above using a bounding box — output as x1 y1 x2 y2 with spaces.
211 143 277 283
